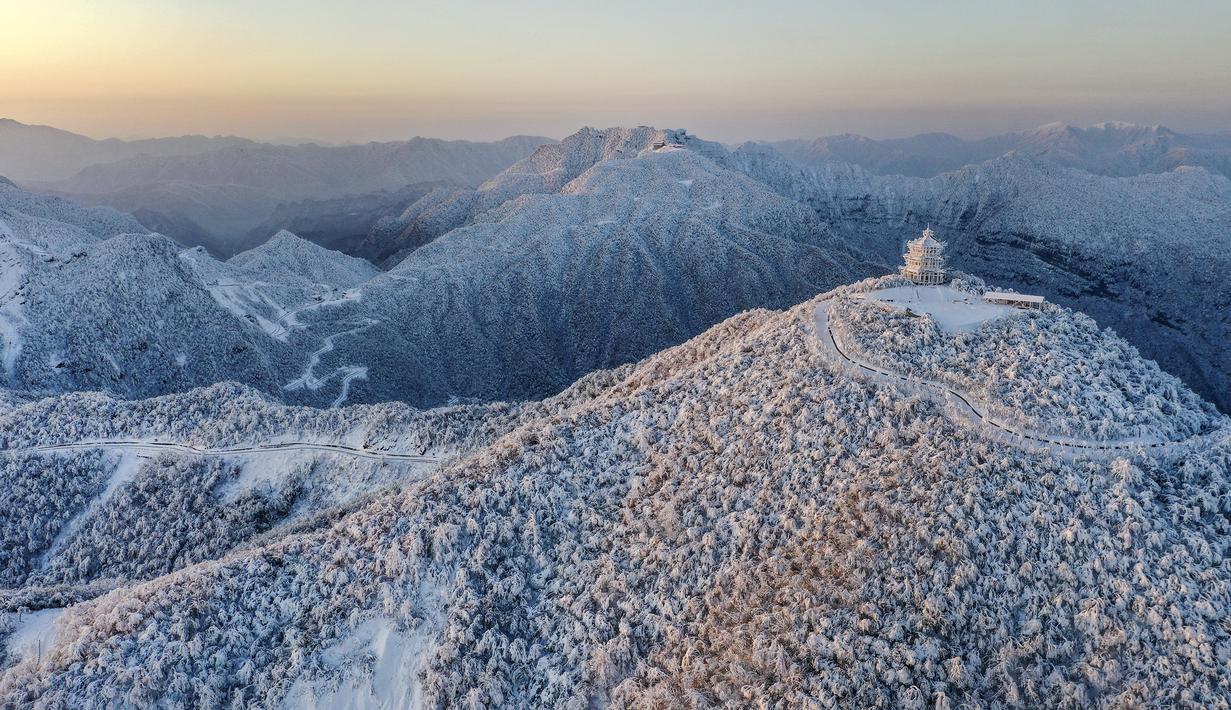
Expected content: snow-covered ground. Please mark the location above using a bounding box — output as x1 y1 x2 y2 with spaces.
0 236 26 379
3 608 63 666
814 298 1223 454
281 614 438 710
866 285 1017 332
36 451 143 568
5 293 1229 708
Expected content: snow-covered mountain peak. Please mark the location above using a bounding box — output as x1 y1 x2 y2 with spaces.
3 280 1229 707
227 230 378 289
829 276 1223 442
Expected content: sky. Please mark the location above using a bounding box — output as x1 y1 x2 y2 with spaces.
2 0 1229 143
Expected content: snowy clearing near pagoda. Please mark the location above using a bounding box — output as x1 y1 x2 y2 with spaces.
866 285 1017 332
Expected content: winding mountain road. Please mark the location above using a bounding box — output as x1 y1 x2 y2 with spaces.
812 300 1219 456
9 439 442 464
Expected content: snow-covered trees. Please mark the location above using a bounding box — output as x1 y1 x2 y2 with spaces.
2 295 1228 707
829 282 1219 441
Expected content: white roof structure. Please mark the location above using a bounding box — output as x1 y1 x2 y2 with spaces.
983 291 1045 304
916 226 942 249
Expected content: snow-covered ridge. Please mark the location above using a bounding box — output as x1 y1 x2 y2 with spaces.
226 230 378 289
827 277 1221 441
722 145 1231 414
2 288 1229 707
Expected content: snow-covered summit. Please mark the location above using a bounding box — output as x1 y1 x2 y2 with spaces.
2 283 1228 707
227 230 378 289
830 276 1222 441
325 135 862 405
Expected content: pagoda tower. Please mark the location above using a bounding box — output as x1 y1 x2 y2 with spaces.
900 226 946 285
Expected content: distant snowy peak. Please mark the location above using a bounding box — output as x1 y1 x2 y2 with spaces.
227 230 378 288
477 126 723 202
364 126 730 265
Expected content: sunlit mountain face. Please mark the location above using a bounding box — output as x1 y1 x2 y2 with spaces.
2 1 1229 706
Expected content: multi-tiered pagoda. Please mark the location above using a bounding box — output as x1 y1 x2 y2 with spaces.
901 227 946 285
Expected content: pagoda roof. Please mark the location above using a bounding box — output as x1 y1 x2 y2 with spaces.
909 227 943 249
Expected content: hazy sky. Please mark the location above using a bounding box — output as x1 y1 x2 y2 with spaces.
2 0 1229 143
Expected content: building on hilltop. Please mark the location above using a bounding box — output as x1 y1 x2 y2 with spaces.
901 227 946 285
983 291 1046 310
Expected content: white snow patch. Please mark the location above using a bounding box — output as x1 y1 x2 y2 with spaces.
4 608 63 665
281 615 436 710
867 285 1017 332
39 452 143 568
216 451 302 505
0 230 27 378
678 179 694 187
206 282 294 341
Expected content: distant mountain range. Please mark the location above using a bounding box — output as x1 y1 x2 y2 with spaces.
0 130 866 407
0 118 552 257
769 121 1231 178
2 123 1228 416
0 118 258 183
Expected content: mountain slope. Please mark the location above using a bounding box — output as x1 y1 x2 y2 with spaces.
12 233 289 397
227 230 378 289
2 282 1227 707
299 135 864 406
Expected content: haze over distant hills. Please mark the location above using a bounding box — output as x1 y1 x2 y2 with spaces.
770 121 1231 178
0 118 553 257
2 122 1228 417
0 118 258 183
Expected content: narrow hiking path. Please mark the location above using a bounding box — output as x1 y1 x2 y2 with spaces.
812 300 1224 457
